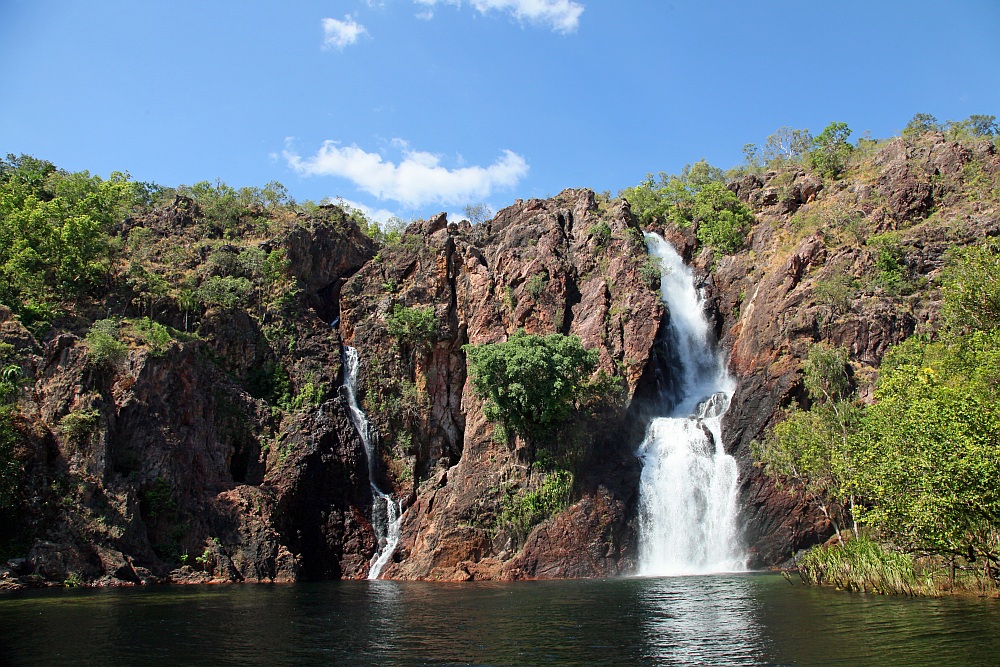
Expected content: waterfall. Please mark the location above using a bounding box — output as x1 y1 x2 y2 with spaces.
343 346 402 580
637 233 745 576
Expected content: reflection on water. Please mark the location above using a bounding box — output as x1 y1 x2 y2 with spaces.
638 576 764 665
2 574 999 666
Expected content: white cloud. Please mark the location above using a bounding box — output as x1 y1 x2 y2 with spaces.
414 0 584 33
285 139 529 208
321 15 367 50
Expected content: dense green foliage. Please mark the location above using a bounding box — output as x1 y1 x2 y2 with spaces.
619 161 753 254
806 122 853 178
854 329 1000 561
0 155 141 324
619 159 725 228
691 183 754 254
387 304 437 349
463 330 605 446
85 319 127 369
757 241 1000 590
938 242 1000 334
753 344 860 537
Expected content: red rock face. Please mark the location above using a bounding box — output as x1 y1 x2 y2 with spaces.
341 189 663 580
6 134 996 589
701 136 1000 567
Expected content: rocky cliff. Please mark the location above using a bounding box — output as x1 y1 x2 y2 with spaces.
2 130 998 588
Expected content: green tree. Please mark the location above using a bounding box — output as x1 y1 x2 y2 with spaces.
939 242 1000 335
619 159 725 227
852 332 1000 562
0 155 139 317
808 122 853 178
692 183 754 254
464 330 605 447
754 344 860 540
903 113 940 137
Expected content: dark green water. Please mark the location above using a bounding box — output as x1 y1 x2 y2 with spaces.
1 573 998 666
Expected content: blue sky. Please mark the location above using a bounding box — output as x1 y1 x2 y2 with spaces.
2 0 999 223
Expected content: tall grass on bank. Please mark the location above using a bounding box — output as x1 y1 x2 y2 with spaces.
797 536 1000 597
797 536 937 596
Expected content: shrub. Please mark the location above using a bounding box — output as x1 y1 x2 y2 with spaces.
692 183 754 254
386 304 437 349
868 232 908 294
130 317 173 356
59 408 100 443
639 256 663 290
525 272 548 298
464 330 607 446
798 536 933 596
587 221 612 247
496 469 573 541
196 275 254 310
85 319 127 369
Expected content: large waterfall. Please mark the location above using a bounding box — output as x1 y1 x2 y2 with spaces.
343 346 402 580
637 233 745 576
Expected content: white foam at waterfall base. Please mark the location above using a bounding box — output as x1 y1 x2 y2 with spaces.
343 346 402 580
637 234 745 576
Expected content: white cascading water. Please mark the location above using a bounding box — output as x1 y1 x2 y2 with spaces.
343 346 402 580
637 233 745 576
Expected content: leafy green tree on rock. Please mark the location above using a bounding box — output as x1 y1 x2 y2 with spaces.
808 122 853 179
753 344 860 541
463 330 616 456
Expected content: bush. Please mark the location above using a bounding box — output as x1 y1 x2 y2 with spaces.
692 183 754 254
587 221 612 247
464 330 607 446
639 256 663 290
386 304 437 349
59 408 100 443
939 242 1000 334
130 317 173 356
525 272 548 299
85 319 127 369
496 469 573 541
798 536 933 596
196 275 254 310
868 232 908 294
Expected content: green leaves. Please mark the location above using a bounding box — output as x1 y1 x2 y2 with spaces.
619 159 725 228
939 242 1000 335
807 122 853 179
692 182 754 254
386 304 437 350
463 330 604 446
853 330 1000 558
0 155 141 318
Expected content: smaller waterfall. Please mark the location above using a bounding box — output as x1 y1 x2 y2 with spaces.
637 233 745 576
343 346 402 580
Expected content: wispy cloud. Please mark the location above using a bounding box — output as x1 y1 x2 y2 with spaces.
285 139 529 208
321 15 367 50
414 0 584 34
